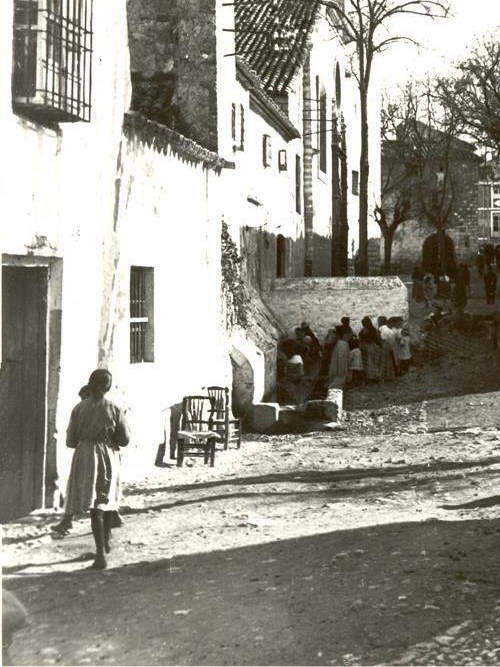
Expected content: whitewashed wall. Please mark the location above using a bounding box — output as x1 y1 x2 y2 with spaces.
104 129 231 481
0 0 132 496
0 0 231 497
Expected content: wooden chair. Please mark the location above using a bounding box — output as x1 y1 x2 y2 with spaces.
176 396 221 467
206 386 242 450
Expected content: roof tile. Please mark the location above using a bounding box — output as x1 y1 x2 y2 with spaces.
235 0 320 93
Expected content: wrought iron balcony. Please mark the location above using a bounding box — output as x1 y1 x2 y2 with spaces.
12 0 92 123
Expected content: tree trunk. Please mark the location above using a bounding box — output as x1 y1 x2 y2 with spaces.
340 119 349 275
331 112 343 276
358 85 370 276
383 228 395 275
436 224 446 271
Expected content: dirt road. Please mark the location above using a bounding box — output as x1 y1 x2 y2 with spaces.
4 280 500 665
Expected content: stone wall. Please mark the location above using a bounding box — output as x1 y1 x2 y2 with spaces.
262 277 409 338
127 0 218 151
386 159 481 273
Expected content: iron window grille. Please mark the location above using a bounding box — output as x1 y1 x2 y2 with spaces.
278 149 287 172
12 0 93 122
130 267 154 364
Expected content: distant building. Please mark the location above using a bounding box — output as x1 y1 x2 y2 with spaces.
381 123 481 274
478 159 500 249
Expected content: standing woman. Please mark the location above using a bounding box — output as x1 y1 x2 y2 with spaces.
65 369 130 570
411 266 424 303
358 317 382 382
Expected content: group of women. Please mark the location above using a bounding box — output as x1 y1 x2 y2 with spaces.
279 316 413 389
324 315 412 386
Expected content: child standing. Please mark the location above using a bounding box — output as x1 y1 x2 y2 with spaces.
399 325 412 374
349 338 364 385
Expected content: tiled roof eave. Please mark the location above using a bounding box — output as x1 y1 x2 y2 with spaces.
236 58 300 141
123 112 228 172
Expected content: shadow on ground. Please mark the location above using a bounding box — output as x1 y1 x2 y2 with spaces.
5 455 500 547
6 518 500 666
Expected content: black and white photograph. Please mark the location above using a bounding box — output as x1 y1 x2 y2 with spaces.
3 0 500 664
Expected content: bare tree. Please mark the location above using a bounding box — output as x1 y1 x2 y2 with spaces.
378 81 478 274
438 32 500 153
325 0 449 275
375 92 414 273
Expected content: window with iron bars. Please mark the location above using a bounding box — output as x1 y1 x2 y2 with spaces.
12 0 92 122
130 267 154 364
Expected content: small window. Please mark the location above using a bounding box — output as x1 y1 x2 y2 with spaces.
352 170 359 196
263 134 272 167
492 212 500 236
295 155 301 214
278 149 287 172
12 0 93 122
130 267 154 364
231 103 245 151
492 183 500 208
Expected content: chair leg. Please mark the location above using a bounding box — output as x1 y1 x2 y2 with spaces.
209 440 216 467
177 442 184 467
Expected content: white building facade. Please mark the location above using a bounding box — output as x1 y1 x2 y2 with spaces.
0 0 232 521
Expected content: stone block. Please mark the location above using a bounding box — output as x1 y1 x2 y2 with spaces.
304 389 343 422
278 405 304 428
251 402 280 432
326 387 343 421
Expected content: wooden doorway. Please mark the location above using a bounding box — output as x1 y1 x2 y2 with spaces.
0 266 48 522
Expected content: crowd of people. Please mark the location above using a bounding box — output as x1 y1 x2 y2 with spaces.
277 316 413 395
412 246 500 311
411 264 471 310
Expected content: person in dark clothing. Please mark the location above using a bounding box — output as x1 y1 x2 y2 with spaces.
484 264 497 304
476 249 485 278
300 321 322 360
495 245 500 269
337 316 354 338
462 263 471 297
453 264 468 310
485 243 495 266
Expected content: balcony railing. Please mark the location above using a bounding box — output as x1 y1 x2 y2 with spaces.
12 0 92 123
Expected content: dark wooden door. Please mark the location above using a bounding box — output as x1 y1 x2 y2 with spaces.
0 266 48 522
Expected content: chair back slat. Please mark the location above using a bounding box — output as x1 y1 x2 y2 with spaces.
182 395 214 432
207 386 228 418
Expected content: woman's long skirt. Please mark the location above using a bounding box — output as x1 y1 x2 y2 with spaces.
360 342 381 380
64 440 121 514
413 279 424 303
380 342 396 380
